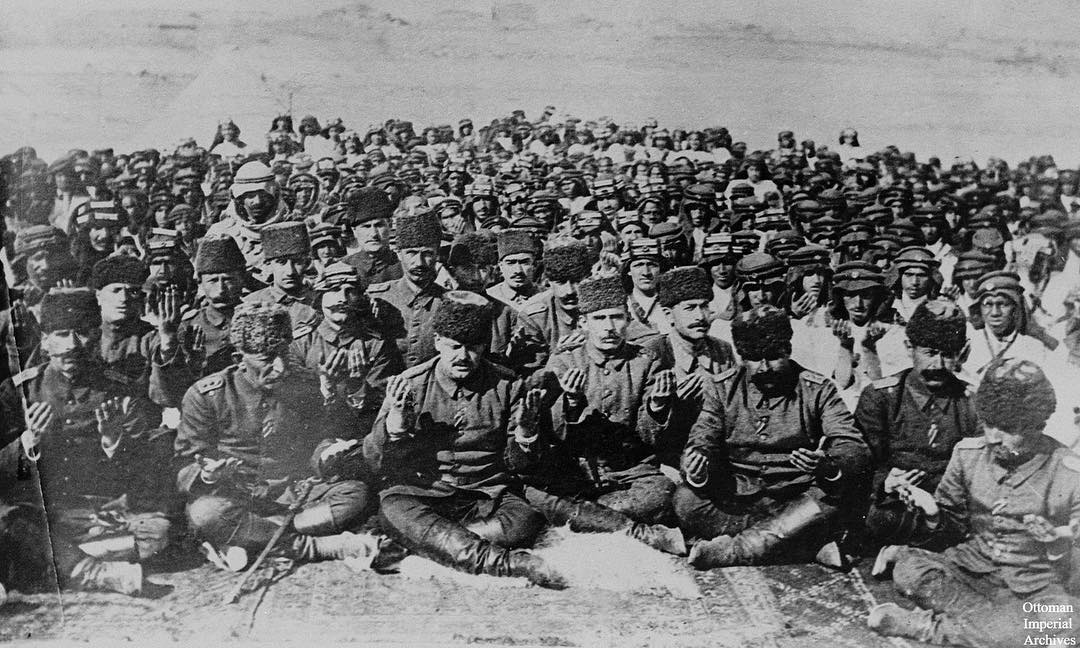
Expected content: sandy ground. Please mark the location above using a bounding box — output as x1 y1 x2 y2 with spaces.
2 0 1080 163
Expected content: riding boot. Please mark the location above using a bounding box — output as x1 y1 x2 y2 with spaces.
410 515 566 589
689 492 834 569
292 531 380 562
566 499 687 556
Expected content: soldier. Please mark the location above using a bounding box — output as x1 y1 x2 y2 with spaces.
366 209 447 367
644 267 736 471
529 274 677 526
243 221 321 338
176 303 373 568
16 289 173 595
291 262 404 428
964 271 1057 378
10 225 77 311
516 239 596 366
90 255 188 410
205 161 291 284
677 305 871 569
340 187 402 284
363 292 565 588
889 246 939 325
855 300 979 555
486 230 540 309
869 359 1080 647
177 236 247 379
624 238 668 334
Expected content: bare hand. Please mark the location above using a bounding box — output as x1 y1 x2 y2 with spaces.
790 292 817 319
22 401 56 456
1023 514 1079 544
555 330 587 354
383 374 414 440
940 285 961 302
53 278 76 290
95 395 134 448
558 368 587 401
649 369 675 411
186 326 207 365
347 346 369 379
516 387 544 437
156 285 182 334
681 448 709 486
898 484 939 518
883 467 926 494
676 373 705 402
318 438 360 474
863 322 887 347
196 454 244 485
790 447 826 474
832 319 853 347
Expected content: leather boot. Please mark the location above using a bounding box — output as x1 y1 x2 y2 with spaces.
293 503 341 536
69 557 143 596
293 531 379 562
408 515 566 589
566 499 687 556
867 603 934 641
688 493 833 569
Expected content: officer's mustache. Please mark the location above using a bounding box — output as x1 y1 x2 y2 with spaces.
920 368 950 383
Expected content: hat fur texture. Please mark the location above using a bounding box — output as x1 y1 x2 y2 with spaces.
975 358 1055 434
731 305 793 360
432 291 493 346
394 210 443 250
40 289 101 332
229 302 293 354
905 298 967 354
657 267 712 308
577 274 626 314
544 240 596 283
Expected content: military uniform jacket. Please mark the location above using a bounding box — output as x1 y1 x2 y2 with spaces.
686 363 870 497
924 436 1080 595
366 277 446 368
99 318 188 409
16 362 171 511
175 364 347 500
531 341 669 489
644 332 738 468
855 369 979 497
517 289 580 370
290 318 404 417
363 357 540 500
341 247 403 285
177 301 236 380
486 281 537 311
243 285 321 336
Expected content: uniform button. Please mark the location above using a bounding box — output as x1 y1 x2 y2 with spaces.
64 419 73 425
603 370 611 376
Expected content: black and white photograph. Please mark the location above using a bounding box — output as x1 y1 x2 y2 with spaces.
0 1 1078 646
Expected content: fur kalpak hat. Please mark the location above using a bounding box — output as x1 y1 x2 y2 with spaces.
577 274 626 314
261 222 310 260
229 302 293 354
975 358 1055 435
543 240 595 283
91 255 149 290
496 230 538 260
195 236 246 275
432 291 493 346
657 267 712 308
394 210 442 250
40 289 101 332
448 231 498 267
905 298 967 355
731 305 793 360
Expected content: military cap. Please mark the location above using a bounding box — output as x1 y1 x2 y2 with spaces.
970 227 1005 251
699 233 740 263
230 161 277 198
657 266 712 308
905 298 967 354
544 239 595 283
791 200 827 221
195 236 246 275
14 225 68 260
869 234 904 255
763 231 805 260
832 261 885 292
885 218 925 245
736 252 785 285
465 180 496 199
952 251 997 281
728 184 755 200
731 304 793 360
974 270 1023 305
261 221 310 260
313 262 364 292
309 223 344 252
592 175 618 197
649 221 684 247
230 302 292 355
757 208 790 232
287 172 318 189
1030 209 1069 235
975 358 1056 435
573 211 606 236
786 244 831 270
493 230 534 260
614 211 645 232
626 237 663 262
75 201 122 230
394 210 442 250
860 204 893 225
910 203 947 225
683 183 716 204
163 204 196 226
893 246 939 273
578 274 626 314
40 289 101 333
431 291 493 346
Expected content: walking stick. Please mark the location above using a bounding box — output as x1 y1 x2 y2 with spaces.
225 478 316 604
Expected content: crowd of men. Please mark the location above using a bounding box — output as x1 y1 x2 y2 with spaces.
0 110 1078 647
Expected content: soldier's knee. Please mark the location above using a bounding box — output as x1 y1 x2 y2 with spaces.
672 484 708 523
498 506 546 548
892 547 939 595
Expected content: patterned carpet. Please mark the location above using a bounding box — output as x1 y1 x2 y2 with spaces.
0 541 935 646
